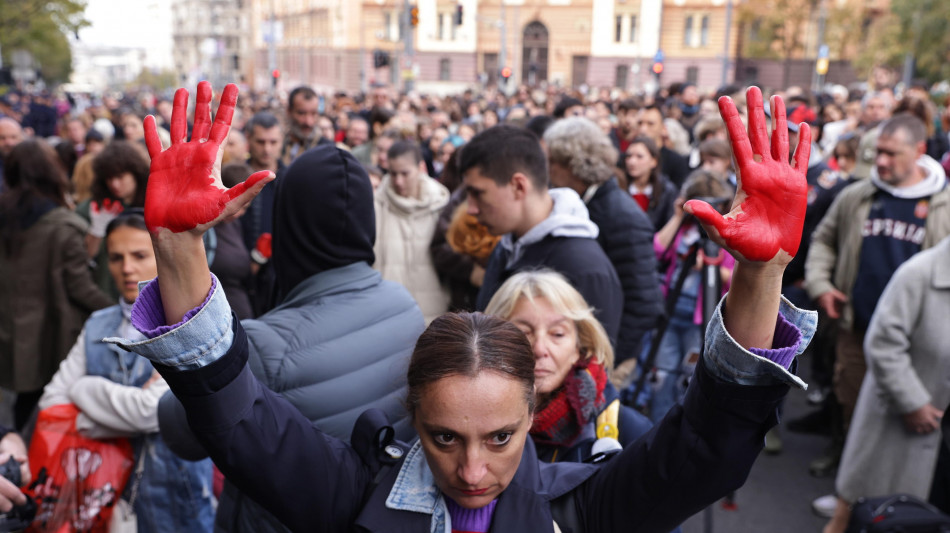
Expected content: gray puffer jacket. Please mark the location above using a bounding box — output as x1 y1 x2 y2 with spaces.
160 262 424 533
221 262 423 533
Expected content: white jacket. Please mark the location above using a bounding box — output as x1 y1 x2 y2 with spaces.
373 174 450 323
39 308 168 440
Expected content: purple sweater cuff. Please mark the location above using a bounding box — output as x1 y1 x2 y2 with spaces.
748 311 801 370
131 276 218 338
445 497 497 532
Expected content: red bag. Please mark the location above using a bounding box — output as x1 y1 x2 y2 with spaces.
25 404 135 533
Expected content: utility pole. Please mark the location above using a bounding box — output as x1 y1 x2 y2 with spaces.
267 0 277 96
901 6 924 89
403 0 415 93
359 7 366 93
812 0 828 94
720 0 733 87
499 1 507 91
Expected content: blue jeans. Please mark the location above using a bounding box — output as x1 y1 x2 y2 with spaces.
650 313 702 422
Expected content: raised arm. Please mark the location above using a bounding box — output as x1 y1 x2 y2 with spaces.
685 86 811 350
123 83 375 530
142 81 273 324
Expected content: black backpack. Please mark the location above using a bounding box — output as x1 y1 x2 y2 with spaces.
847 494 950 533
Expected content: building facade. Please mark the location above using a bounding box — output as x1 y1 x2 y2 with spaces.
172 0 250 88
243 0 883 95
249 0 666 94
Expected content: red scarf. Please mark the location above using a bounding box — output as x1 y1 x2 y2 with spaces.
530 361 607 447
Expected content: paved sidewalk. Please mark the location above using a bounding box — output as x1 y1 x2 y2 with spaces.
682 351 835 532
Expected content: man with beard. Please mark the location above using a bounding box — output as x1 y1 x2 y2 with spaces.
280 86 328 166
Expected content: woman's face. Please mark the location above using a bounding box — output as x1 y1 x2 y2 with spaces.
625 142 658 181
483 110 499 128
835 151 856 174
438 143 456 165
122 115 144 141
507 296 581 397
823 105 843 123
107 225 157 303
702 156 731 175
107 172 137 204
413 372 532 510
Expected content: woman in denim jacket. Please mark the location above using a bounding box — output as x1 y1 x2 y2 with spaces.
40 212 214 533
111 83 815 532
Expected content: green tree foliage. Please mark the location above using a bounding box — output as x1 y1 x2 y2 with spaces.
129 69 180 92
857 0 950 83
738 0 820 87
0 0 89 83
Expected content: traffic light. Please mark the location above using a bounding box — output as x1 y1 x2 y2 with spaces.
271 69 280 88
651 61 663 78
410 6 419 27
455 4 463 25
500 66 512 84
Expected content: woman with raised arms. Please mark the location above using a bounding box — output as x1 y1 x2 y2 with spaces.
108 81 815 533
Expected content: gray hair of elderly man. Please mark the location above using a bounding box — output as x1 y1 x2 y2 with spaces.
542 116 619 186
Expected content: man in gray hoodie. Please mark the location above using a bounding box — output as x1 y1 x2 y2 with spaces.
462 125 623 344
805 113 950 429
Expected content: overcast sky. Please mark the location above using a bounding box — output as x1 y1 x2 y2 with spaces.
76 0 174 68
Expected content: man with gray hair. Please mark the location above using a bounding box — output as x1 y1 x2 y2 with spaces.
851 91 895 180
805 113 950 516
241 112 284 251
543 116 662 378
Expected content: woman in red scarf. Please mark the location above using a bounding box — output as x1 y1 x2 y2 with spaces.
485 270 653 463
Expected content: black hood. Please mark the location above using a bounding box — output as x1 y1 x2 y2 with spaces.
272 144 375 299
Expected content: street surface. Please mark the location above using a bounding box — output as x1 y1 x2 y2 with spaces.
683 351 835 532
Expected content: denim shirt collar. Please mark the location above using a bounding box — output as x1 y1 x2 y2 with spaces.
385 441 450 533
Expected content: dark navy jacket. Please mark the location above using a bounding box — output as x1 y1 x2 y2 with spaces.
476 235 623 347
586 178 664 362
155 318 791 533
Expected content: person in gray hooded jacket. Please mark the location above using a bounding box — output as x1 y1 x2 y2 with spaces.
158 144 425 533
465 125 623 345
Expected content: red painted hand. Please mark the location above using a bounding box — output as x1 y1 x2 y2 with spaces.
685 86 811 263
143 81 272 234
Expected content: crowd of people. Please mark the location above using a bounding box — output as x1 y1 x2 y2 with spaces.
0 66 948 532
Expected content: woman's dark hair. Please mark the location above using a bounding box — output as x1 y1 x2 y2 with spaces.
893 98 935 137
221 162 253 189
0 139 70 255
406 312 536 418
626 135 662 209
91 140 150 206
54 141 78 180
681 169 732 215
834 134 860 161
104 208 147 240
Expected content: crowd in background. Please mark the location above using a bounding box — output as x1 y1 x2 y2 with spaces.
1 66 950 532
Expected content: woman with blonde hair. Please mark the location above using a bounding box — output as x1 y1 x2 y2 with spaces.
486 270 652 463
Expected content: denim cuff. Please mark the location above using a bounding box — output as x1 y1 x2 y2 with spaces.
131 276 217 337
703 295 816 390
104 274 234 370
